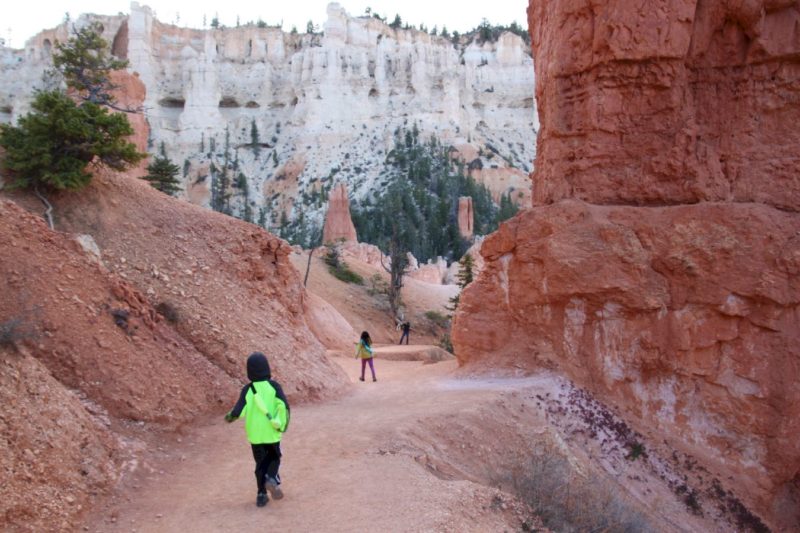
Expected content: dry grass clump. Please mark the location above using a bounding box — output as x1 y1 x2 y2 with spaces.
497 441 651 533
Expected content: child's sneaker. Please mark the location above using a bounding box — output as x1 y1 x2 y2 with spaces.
256 491 268 507
359 377 365 382
266 477 284 500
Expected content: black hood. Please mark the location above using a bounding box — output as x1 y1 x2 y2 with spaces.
247 352 271 381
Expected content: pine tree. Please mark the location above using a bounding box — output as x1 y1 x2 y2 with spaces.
498 191 519 223
142 153 181 196
0 23 143 228
478 18 493 42
52 22 130 110
250 119 261 156
456 254 474 287
1 92 141 192
447 253 475 314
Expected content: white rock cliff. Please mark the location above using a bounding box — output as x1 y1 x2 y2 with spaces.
0 3 537 235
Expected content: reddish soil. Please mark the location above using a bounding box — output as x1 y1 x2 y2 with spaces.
79 357 755 533
0 199 235 532
5 171 349 401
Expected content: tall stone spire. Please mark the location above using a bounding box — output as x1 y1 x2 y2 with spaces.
322 183 358 243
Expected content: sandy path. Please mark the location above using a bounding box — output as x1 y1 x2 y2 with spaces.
84 356 525 532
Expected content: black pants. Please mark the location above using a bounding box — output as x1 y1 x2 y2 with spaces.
251 442 281 493
399 331 409 344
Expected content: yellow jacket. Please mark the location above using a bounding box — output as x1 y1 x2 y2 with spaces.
355 340 374 359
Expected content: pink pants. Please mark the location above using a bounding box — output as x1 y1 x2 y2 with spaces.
361 358 376 380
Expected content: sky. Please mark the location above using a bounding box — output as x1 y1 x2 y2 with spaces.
0 0 529 48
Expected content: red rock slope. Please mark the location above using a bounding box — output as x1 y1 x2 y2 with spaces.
453 1 800 529
0 200 237 531
46 169 348 401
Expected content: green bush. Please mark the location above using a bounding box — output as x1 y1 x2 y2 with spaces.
438 332 454 353
367 273 389 296
322 246 362 283
329 264 363 285
425 310 449 328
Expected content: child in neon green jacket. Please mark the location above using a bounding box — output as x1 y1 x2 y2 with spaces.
225 352 290 507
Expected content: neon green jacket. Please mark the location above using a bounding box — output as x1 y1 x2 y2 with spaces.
229 381 288 444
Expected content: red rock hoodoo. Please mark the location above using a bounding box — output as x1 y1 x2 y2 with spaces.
322 183 358 244
453 1 800 528
457 196 474 239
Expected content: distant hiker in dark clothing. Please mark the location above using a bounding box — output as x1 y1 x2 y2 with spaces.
355 331 377 382
225 352 290 507
398 321 411 345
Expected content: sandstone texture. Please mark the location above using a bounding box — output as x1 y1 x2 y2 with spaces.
322 183 358 243
528 0 800 210
339 240 386 270
454 1 800 528
0 3 537 235
407 257 449 285
304 292 357 351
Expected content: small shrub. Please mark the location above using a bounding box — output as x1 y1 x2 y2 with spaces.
155 302 180 324
500 441 651 532
323 246 363 284
367 273 389 296
626 441 646 461
329 264 363 285
438 332 454 353
0 317 36 348
425 310 449 328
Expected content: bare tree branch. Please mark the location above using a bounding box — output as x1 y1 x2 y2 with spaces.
33 187 54 230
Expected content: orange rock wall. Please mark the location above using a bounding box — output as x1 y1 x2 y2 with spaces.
529 0 800 211
454 1 800 527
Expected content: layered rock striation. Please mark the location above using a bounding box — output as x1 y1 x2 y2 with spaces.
454 1 800 528
529 0 800 210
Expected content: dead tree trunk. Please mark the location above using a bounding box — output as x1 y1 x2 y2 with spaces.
303 247 314 286
33 187 54 230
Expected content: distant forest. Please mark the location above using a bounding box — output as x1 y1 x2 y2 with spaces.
350 126 518 263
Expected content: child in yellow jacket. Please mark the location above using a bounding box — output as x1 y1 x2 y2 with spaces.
355 331 376 382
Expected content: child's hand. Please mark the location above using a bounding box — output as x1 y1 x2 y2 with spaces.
224 412 235 423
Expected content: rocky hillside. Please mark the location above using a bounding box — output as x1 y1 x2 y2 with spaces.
454 1 800 530
0 3 536 243
0 199 238 532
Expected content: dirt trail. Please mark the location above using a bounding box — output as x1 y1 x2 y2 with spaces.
83 356 530 532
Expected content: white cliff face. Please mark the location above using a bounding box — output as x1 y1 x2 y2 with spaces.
0 3 537 233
